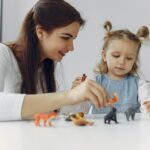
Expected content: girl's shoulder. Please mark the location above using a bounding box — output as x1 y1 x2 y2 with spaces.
95 74 105 83
127 74 139 81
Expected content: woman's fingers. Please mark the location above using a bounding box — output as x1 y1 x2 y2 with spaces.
71 76 83 89
69 79 109 109
87 80 109 106
87 91 100 109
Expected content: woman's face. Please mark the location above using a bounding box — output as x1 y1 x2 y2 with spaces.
36 21 81 61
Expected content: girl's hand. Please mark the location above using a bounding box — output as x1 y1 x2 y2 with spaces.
143 101 150 112
68 79 109 109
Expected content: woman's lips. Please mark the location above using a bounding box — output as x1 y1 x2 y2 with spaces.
59 51 65 57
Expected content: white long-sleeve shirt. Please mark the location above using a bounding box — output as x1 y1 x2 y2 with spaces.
0 43 25 121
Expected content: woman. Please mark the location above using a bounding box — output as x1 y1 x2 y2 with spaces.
0 0 109 121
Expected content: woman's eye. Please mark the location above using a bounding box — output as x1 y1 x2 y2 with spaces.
61 37 70 40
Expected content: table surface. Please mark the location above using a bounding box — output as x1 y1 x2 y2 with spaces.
0 114 150 150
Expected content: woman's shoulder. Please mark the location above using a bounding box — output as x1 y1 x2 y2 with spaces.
0 43 14 60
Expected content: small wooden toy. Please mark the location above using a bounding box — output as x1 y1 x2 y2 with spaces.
34 111 57 127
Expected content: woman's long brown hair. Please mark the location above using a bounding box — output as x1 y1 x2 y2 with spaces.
6 0 85 94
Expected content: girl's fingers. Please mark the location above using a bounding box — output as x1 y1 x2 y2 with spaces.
146 102 150 112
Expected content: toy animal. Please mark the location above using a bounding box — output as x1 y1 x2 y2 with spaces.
65 112 94 126
104 107 118 124
124 107 137 121
34 111 57 127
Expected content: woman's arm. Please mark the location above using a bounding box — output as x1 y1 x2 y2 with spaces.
22 79 110 119
22 91 69 119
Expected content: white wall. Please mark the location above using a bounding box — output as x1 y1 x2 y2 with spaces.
2 0 150 89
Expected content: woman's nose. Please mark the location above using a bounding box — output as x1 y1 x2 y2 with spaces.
67 41 74 51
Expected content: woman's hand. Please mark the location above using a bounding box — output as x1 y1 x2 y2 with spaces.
71 76 83 89
71 74 87 89
68 79 109 109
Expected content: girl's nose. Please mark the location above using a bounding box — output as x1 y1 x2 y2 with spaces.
119 57 125 64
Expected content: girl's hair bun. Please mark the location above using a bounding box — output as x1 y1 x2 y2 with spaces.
136 26 149 39
103 21 112 32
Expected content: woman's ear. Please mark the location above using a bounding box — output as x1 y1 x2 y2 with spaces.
102 50 107 62
36 25 44 41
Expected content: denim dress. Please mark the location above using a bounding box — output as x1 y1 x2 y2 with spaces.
91 74 140 114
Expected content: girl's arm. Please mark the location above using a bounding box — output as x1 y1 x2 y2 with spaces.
138 79 150 112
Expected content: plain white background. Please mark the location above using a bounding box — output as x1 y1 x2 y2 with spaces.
2 0 150 89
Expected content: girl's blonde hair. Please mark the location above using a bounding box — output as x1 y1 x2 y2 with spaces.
95 21 149 75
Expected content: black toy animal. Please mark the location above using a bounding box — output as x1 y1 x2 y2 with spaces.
124 107 137 121
104 107 118 124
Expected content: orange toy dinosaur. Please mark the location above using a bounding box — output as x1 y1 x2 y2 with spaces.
34 112 57 127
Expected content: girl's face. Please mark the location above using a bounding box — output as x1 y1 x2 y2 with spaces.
36 21 81 61
102 39 139 79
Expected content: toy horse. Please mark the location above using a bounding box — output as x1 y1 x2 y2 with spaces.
34 111 57 127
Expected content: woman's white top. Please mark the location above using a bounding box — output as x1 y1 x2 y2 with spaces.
0 43 25 121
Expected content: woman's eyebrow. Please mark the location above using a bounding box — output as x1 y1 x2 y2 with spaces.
61 33 78 39
61 33 73 37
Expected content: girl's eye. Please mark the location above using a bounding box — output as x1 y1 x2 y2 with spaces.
113 55 120 58
126 57 133 60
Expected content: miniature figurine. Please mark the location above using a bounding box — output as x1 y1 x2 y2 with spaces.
109 92 119 106
65 112 94 126
124 106 137 121
34 111 57 127
81 73 87 81
104 107 118 124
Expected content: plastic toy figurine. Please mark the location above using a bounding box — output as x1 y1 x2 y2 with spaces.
104 107 118 124
65 112 94 126
104 93 119 124
34 111 57 127
124 106 137 121
109 92 119 106
81 73 87 82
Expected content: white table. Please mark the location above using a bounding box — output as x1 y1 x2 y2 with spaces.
0 114 150 150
